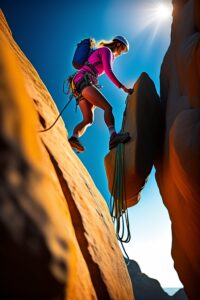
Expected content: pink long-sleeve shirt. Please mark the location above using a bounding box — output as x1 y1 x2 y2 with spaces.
73 47 124 88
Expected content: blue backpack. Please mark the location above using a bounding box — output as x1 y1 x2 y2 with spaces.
72 38 95 69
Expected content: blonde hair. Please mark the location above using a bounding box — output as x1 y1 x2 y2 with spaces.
91 38 117 52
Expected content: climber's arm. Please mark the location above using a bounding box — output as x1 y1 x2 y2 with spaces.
100 47 125 89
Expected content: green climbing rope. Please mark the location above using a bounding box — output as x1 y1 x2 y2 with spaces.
109 142 131 264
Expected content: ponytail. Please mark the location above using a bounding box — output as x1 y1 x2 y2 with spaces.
95 39 117 52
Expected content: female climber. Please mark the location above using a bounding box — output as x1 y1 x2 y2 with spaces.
68 35 133 152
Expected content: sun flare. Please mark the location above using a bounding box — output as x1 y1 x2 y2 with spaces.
129 1 173 45
154 3 172 20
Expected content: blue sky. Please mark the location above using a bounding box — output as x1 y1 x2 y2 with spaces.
1 0 183 290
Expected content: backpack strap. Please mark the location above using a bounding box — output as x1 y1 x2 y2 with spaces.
92 49 102 67
84 49 101 76
84 62 98 76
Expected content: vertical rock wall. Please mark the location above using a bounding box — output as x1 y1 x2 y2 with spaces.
155 1 200 299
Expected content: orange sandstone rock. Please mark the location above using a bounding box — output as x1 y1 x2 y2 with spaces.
156 1 200 299
0 17 96 300
104 73 161 208
0 10 134 300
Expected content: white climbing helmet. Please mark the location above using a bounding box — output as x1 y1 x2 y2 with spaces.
113 35 129 52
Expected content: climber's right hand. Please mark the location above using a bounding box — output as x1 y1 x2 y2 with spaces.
128 88 134 94
122 86 134 94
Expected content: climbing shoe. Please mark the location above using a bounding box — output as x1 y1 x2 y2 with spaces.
109 132 131 150
68 136 85 152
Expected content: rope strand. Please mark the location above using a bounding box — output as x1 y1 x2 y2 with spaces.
109 143 131 264
109 95 132 264
38 95 73 133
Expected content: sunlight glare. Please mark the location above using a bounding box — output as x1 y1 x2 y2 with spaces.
131 1 173 46
155 3 172 20
107 0 173 47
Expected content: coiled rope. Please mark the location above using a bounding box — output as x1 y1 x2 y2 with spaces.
109 142 131 265
109 96 131 265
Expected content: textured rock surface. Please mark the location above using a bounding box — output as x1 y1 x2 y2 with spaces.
0 10 134 300
155 0 200 299
127 259 188 300
173 290 189 300
105 1 200 299
104 72 161 208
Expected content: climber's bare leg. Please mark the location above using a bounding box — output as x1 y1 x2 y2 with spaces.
73 97 95 137
81 85 115 127
81 85 131 150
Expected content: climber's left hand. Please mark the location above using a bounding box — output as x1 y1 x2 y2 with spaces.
122 86 134 94
128 88 134 95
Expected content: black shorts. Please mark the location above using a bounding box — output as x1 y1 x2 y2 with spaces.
74 73 98 94
72 72 100 105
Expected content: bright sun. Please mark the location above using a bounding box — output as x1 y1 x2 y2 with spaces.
155 3 172 20
131 1 173 44
110 0 173 49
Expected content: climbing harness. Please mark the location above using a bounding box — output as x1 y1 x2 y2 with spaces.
109 96 131 265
